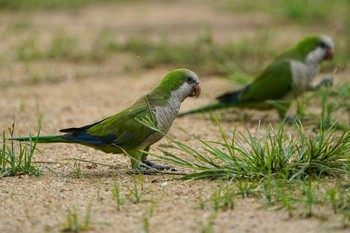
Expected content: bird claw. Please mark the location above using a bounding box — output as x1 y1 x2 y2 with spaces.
126 162 177 175
140 161 177 171
321 76 333 87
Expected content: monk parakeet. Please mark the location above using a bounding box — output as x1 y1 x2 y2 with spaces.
178 35 334 119
10 69 201 172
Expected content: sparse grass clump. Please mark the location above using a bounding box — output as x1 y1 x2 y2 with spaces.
279 0 347 22
127 175 145 204
0 123 42 177
61 204 93 233
294 79 350 128
220 0 347 23
141 106 350 222
111 180 124 211
12 30 276 77
117 32 273 76
0 0 118 10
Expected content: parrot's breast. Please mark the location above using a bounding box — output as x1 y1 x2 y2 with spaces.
155 92 183 132
291 60 320 95
139 84 191 149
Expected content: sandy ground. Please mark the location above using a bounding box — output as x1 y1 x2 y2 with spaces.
0 1 349 233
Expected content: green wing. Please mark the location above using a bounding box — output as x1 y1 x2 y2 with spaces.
87 100 154 148
240 61 293 102
87 95 162 149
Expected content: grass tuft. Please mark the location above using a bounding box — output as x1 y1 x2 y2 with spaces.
111 180 124 211
145 115 350 181
61 204 93 233
0 122 42 177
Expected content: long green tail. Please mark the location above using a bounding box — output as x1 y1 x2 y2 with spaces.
177 102 236 117
9 135 71 143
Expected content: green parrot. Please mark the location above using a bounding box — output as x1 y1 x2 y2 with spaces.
178 35 335 119
10 69 201 171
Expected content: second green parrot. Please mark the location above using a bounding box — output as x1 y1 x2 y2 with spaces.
10 69 201 171
178 35 335 119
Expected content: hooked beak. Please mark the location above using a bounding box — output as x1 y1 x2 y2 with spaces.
190 83 201 98
325 48 334 60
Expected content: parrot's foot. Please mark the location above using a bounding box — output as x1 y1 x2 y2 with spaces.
141 160 177 171
127 162 177 175
313 75 334 90
283 116 297 124
127 169 158 175
320 76 334 87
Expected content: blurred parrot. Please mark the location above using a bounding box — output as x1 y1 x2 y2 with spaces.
10 69 201 172
178 35 334 119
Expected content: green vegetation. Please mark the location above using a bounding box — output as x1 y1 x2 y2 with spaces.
200 214 217 233
210 183 235 211
0 0 119 10
154 120 350 180
141 97 350 222
7 29 343 87
296 79 350 128
61 204 93 233
127 176 145 204
73 161 82 178
0 123 42 177
12 30 273 76
220 0 348 23
111 180 124 211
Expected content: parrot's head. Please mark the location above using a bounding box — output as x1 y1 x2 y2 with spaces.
155 69 201 102
296 35 335 64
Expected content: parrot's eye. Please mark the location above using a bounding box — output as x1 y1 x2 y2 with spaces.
187 77 194 83
319 42 328 49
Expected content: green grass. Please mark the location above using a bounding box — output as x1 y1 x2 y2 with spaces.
219 0 348 23
111 180 124 211
0 0 121 10
16 33 87 62
295 78 350 128
279 0 348 22
210 182 235 211
72 161 82 178
256 178 350 219
61 204 93 233
127 175 145 204
150 118 350 181
0 123 42 177
139 97 350 223
199 177 350 221
11 30 343 85
2 0 348 83
115 31 274 76
200 214 216 233
9 30 281 77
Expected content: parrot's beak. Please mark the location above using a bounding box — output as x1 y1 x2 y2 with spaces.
190 83 201 98
325 48 334 60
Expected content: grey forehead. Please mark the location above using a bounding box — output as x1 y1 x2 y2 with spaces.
320 35 335 48
185 70 199 82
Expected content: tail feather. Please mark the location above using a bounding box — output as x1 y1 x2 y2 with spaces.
178 90 243 117
178 102 235 117
9 135 71 143
216 89 242 103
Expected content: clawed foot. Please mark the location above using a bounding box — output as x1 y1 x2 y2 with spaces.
283 116 295 124
320 76 334 87
141 160 177 171
314 75 334 90
283 116 303 125
127 161 177 175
